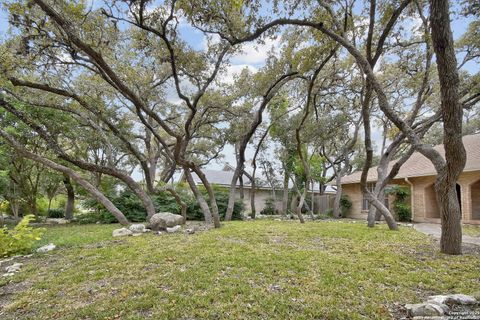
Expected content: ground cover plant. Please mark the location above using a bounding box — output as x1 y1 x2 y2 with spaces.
1 220 479 319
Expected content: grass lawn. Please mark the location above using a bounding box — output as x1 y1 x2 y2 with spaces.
1 220 479 319
463 225 480 237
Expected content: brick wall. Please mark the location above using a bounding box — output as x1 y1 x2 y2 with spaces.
340 170 480 225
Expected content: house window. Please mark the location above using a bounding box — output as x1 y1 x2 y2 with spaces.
362 183 389 211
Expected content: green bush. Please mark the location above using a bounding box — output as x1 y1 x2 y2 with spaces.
47 208 65 218
0 215 45 257
317 208 334 219
387 186 411 222
81 185 245 224
260 198 276 215
340 195 352 217
394 202 411 222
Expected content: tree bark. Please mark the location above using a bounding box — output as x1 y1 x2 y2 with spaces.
184 168 213 225
191 166 221 227
429 0 466 255
281 170 289 216
63 174 75 220
332 167 343 218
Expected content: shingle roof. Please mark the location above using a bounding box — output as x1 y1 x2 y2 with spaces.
341 133 480 184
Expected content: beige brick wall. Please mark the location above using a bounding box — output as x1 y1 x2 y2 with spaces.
403 171 480 224
340 171 480 225
459 171 480 224
341 184 367 219
472 180 480 220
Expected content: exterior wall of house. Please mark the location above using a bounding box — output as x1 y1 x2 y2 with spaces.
241 188 280 213
341 179 410 220
239 187 335 215
341 170 480 225
341 184 366 220
409 171 480 224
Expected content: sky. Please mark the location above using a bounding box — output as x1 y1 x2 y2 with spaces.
0 1 478 178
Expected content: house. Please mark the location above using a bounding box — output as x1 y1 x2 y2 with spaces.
339 133 480 224
180 165 336 214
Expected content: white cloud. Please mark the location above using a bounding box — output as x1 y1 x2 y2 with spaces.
219 64 258 84
230 37 281 65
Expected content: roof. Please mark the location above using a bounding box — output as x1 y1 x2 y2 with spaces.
182 169 336 193
341 133 480 184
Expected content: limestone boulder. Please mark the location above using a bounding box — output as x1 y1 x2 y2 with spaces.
148 212 184 231
405 303 445 317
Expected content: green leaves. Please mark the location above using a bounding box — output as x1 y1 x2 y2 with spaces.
0 215 45 257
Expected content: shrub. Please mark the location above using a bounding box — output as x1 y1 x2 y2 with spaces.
260 198 276 215
0 215 44 257
387 186 411 222
340 195 352 217
318 208 334 219
47 208 65 218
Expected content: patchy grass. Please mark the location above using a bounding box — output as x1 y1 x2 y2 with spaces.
34 223 120 249
463 225 480 237
1 220 479 319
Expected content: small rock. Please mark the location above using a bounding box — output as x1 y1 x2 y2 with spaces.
45 218 69 225
132 233 143 237
5 263 23 273
143 228 152 233
112 228 133 237
37 243 56 253
166 225 181 233
405 303 445 317
2 273 15 277
274 219 281 221
185 228 195 234
128 224 146 233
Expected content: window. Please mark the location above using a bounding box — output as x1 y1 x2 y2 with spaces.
362 183 389 211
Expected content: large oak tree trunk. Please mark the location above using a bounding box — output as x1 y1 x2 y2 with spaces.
63 174 75 220
429 0 466 254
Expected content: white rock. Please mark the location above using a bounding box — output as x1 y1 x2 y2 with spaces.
112 228 133 237
185 228 195 234
128 224 146 233
132 233 143 237
166 225 181 233
428 294 477 306
2 273 15 277
5 263 23 273
405 303 445 317
46 218 69 225
36 243 56 253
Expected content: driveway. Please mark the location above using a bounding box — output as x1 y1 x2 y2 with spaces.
414 223 480 246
